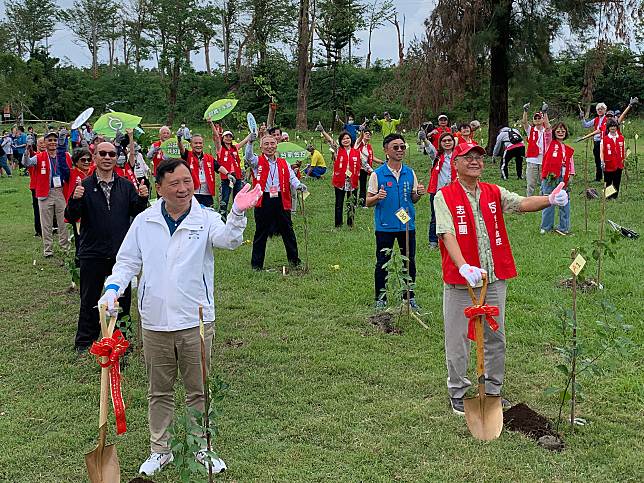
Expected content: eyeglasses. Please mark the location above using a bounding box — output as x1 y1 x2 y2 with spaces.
79 157 91 162
98 150 117 158
462 154 484 162
390 145 406 151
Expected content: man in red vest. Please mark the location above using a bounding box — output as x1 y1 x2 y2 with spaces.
434 143 568 415
245 134 307 270
24 130 71 257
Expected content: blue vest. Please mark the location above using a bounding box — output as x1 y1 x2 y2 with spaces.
374 163 416 232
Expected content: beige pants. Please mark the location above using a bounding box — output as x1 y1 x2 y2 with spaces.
38 187 69 256
526 162 541 197
143 323 214 453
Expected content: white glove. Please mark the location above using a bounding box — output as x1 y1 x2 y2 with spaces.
523 102 530 112
315 121 324 132
541 102 548 113
548 182 568 206
297 183 308 192
459 264 486 287
248 132 257 142
98 288 118 315
629 96 639 106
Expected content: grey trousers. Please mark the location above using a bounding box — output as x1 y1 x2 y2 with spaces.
143 323 214 453
443 280 507 399
526 162 541 197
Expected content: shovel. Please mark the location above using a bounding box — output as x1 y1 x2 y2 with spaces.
85 305 121 483
463 276 503 441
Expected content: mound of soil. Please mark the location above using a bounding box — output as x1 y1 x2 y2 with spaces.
368 312 402 334
504 403 564 451
558 277 603 291
129 478 155 483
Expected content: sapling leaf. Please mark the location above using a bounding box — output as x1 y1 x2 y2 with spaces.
555 364 570 376
544 386 561 396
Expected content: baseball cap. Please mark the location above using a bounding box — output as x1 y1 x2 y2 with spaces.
605 110 615 117
44 130 58 139
222 130 233 137
454 143 485 157
438 114 448 121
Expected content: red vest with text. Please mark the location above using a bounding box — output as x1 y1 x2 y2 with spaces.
152 140 164 175
332 147 360 189
593 115 607 133
439 181 517 284
33 151 72 198
541 141 574 187
252 155 292 210
64 166 91 201
526 126 544 158
187 151 216 195
428 153 457 194
357 141 374 167
454 132 477 146
432 126 452 149
218 144 243 180
114 162 138 188
602 134 625 172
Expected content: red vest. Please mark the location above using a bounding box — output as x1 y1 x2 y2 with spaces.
252 155 292 210
218 144 243 180
438 181 517 284
187 151 216 195
332 147 360 189
454 132 477 145
357 142 374 167
114 162 138 188
541 141 574 187
593 115 607 133
602 134 625 171
526 126 543 158
428 153 456 194
432 126 452 149
64 167 91 201
33 151 72 198
152 140 164 175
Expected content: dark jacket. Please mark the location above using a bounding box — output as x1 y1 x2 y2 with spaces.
65 172 148 259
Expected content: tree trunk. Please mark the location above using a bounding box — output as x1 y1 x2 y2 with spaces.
366 27 373 68
204 37 212 75
486 0 511 154
92 27 98 79
393 16 404 66
167 59 181 126
296 0 311 131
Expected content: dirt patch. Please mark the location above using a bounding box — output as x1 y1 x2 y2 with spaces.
225 338 244 348
504 403 564 451
368 312 402 334
558 277 603 291
129 478 156 483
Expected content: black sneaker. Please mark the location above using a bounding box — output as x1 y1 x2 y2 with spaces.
408 298 420 312
486 393 511 410
450 397 465 415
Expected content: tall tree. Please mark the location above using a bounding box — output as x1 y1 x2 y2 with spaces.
125 0 153 71
5 0 58 57
364 0 393 68
241 0 296 65
195 1 221 75
60 0 118 78
295 0 315 130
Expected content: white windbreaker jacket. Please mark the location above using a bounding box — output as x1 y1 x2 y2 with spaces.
105 197 247 331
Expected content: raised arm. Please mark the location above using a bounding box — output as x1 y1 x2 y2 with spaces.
126 129 136 167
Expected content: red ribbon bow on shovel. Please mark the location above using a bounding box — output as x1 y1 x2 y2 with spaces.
463 304 500 341
90 330 129 435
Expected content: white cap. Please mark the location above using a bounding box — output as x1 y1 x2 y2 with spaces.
222 130 233 137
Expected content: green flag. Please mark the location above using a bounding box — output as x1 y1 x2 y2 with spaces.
203 98 238 121
277 141 310 162
160 136 191 157
93 111 142 137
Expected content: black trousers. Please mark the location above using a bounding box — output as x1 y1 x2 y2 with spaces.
358 169 369 206
334 188 357 227
194 193 214 207
251 193 300 269
429 193 437 244
593 140 603 181
501 146 525 180
76 257 131 349
604 169 622 199
31 188 41 236
374 230 417 301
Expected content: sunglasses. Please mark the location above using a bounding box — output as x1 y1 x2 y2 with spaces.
98 150 117 158
79 157 91 162
390 145 406 151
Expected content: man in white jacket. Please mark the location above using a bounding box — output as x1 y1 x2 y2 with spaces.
98 158 262 476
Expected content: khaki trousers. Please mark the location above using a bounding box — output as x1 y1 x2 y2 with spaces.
443 280 507 399
525 162 541 197
38 187 69 256
143 323 214 453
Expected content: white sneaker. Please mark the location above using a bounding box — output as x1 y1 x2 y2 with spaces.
139 452 174 475
195 449 227 473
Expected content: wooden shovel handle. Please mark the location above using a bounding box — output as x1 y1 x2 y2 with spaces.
466 276 488 384
98 303 119 430
466 273 488 305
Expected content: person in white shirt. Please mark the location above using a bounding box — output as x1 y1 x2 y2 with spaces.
521 102 551 196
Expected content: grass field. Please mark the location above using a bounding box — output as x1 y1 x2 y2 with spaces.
0 128 642 482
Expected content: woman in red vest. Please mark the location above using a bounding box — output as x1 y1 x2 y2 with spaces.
426 132 457 248
600 119 625 199
147 126 172 175
454 123 477 145
540 122 574 235
213 128 252 216
319 126 362 227
354 127 383 207
65 146 94 263
429 113 451 150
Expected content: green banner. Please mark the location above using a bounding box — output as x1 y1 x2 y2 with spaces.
203 98 238 121
93 111 142 137
161 136 191 157
277 141 310 161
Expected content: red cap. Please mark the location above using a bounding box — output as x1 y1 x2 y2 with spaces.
453 143 486 157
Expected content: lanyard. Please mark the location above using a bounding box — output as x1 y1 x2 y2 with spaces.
268 161 278 186
49 155 58 176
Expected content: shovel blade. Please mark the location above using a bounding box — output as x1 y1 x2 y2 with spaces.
85 443 120 483
464 394 503 441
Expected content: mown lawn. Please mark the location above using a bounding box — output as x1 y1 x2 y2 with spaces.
0 128 642 482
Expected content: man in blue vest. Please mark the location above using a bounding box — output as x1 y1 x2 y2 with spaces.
366 133 425 310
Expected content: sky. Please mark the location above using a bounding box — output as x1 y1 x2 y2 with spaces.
12 0 435 70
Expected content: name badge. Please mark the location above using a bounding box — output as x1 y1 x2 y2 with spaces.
345 168 352 177
52 176 62 188
269 186 279 198
41 168 46 174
